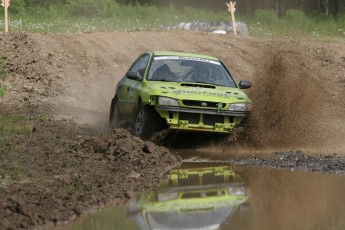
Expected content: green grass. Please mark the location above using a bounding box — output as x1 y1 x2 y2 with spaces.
0 187 5 197
0 85 4 97
0 3 345 39
0 151 26 182
0 114 52 153
0 115 33 135
0 3 344 40
0 115 28 182
0 58 4 78
0 115 47 182
0 58 5 97
247 9 345 38
0 115 33 159
68 176 85 195
0 115 53 145
0 3 342 39
1 4 230 33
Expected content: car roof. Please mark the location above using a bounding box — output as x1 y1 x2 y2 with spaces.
151 51 219 61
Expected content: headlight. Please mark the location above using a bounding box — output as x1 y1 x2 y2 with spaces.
157 192 179 201
228 186 246 196
228 103 252 111
158 96 179 107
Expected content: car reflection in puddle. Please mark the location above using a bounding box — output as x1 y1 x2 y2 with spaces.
127 164 249 230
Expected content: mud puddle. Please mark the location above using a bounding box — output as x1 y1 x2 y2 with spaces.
63 160 345 230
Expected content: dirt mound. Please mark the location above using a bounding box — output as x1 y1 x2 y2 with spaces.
0 32 62 115
0 123 180 229
81 128 181 170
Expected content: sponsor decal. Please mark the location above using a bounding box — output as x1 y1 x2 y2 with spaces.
172 89 230 98
154 56 220 65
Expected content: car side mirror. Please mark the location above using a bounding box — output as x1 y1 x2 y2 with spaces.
238 80 251 89
127 70 142 81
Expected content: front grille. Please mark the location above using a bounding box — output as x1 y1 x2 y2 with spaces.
179 113 228 126
181 191 222 199
182 100 226 109
179 112 200 124
203 114 225 126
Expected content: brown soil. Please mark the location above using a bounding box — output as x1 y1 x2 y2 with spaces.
0 30 345 229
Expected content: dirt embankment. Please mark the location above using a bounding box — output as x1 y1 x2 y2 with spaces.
0 121 180 229
0 30 345 229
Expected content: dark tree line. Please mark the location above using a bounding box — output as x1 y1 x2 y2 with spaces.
22 0 345 18
119 0 345 17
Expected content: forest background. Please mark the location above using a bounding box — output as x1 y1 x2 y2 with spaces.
0 0 344 36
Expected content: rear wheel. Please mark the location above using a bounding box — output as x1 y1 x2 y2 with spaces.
109 99 120 131
132 104 161 140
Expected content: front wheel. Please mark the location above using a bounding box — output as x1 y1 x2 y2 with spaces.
132 104 161 140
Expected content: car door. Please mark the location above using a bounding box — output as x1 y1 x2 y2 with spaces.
122 54 150 118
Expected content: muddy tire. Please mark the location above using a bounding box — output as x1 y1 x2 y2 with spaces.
109 99 120 131
132 104 160 140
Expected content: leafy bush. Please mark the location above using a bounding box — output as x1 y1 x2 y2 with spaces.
254 9 280 25
285 9 308 22
8 0 26 15
285 9 310 29
67 0 115 17
0 85 5 97
339 12 345 28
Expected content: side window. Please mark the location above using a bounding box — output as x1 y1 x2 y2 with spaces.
129 54 149 73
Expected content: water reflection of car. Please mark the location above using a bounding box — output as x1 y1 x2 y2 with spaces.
127 165 249 230
109 51 252 139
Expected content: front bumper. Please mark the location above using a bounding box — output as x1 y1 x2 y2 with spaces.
155 105 249 133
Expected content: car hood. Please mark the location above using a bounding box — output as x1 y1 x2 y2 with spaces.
146 81 251 103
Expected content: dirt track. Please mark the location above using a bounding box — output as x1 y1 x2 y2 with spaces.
0 30 345 229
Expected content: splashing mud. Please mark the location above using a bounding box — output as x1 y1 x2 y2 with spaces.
246 50 329 149
192 40 345 156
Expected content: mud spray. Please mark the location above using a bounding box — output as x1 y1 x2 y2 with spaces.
247 50 328 148
200 46 344 158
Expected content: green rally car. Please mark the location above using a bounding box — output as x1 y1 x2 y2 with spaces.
109 51 252 139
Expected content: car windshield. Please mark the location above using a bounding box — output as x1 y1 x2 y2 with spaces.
147 56 237 87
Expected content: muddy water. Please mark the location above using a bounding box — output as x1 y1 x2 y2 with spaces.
67 162 345 230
